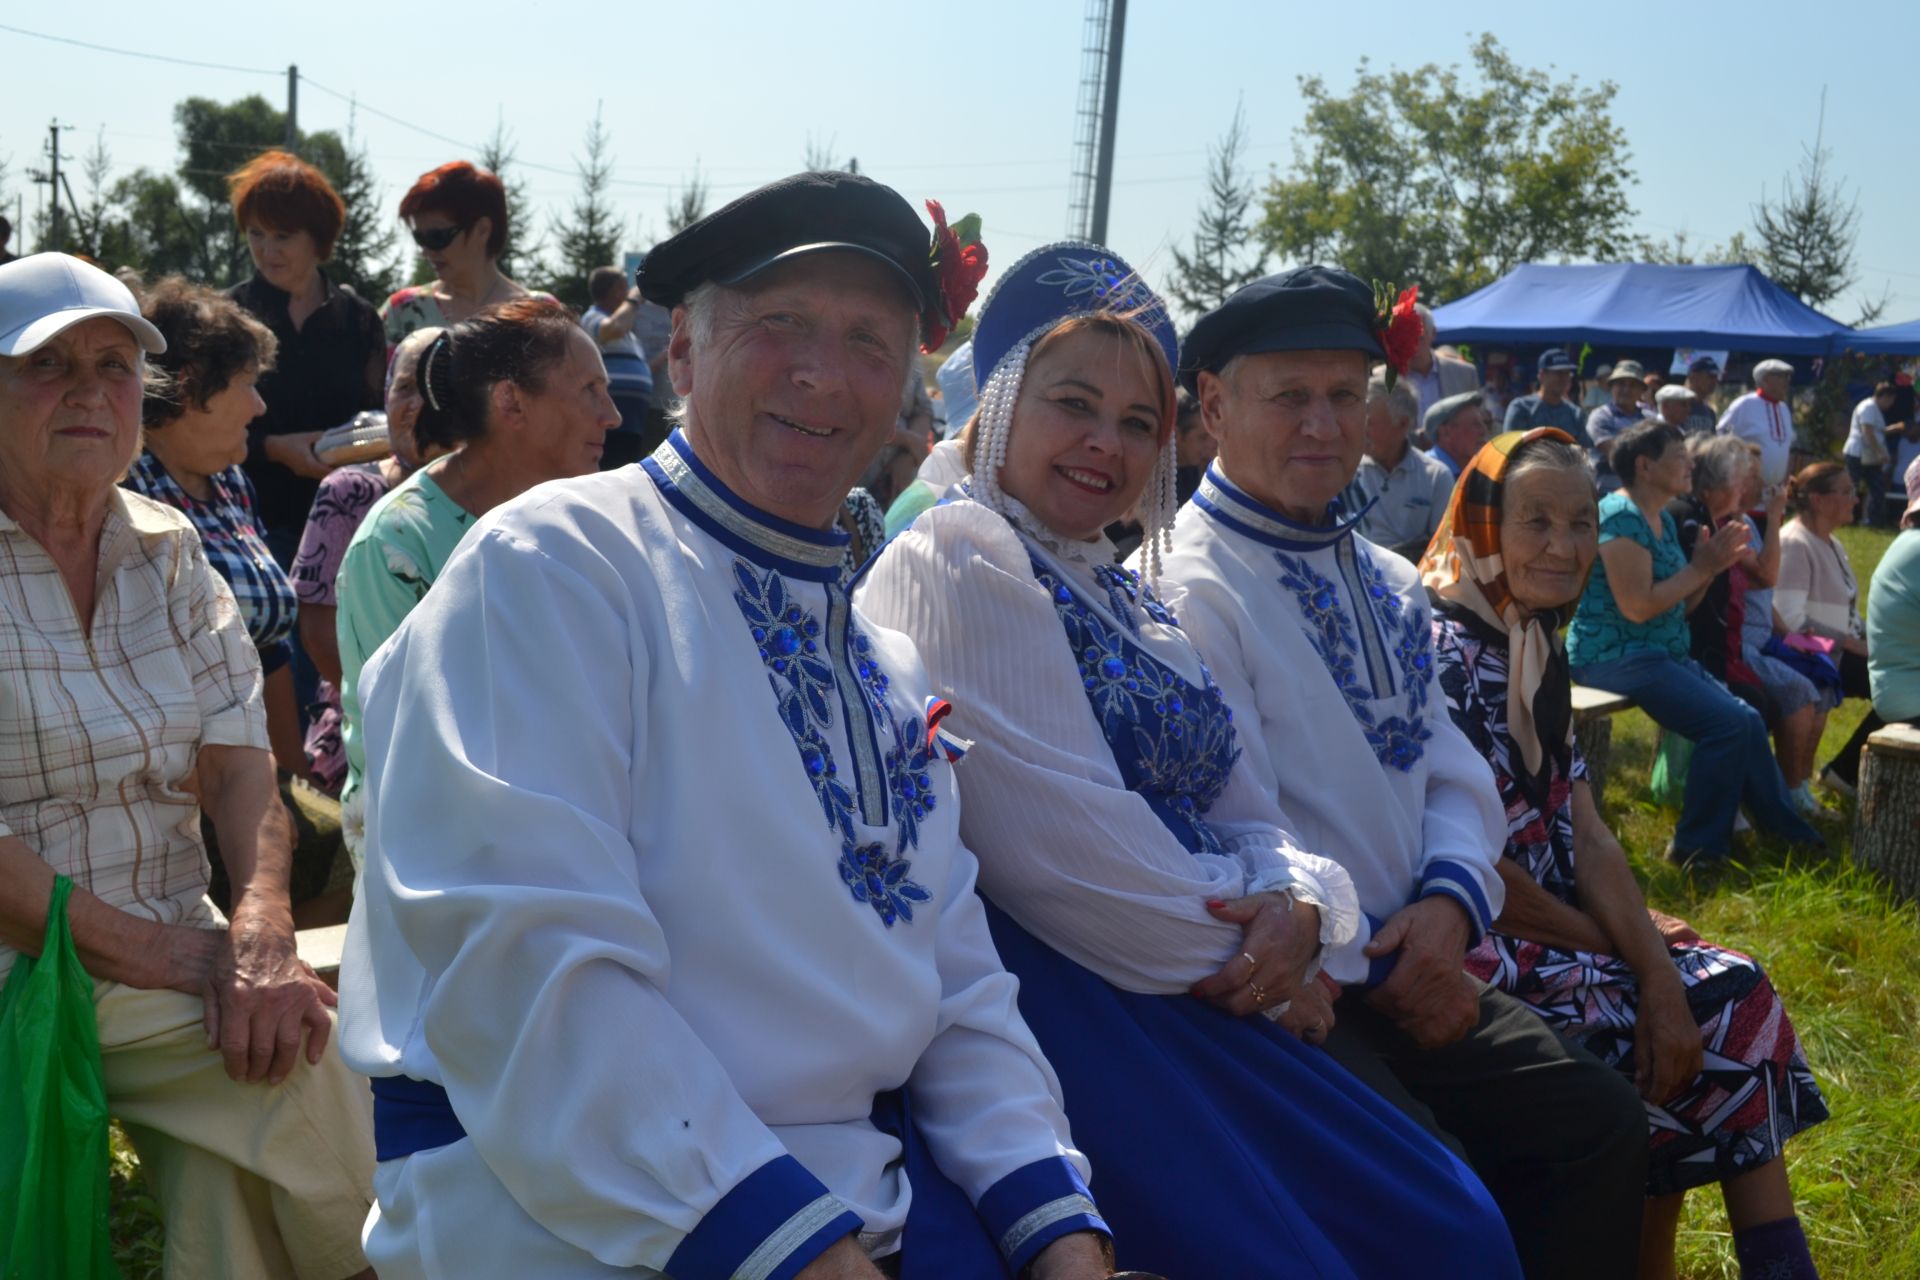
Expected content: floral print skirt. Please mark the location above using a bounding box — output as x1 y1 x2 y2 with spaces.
1467 932 1829 1197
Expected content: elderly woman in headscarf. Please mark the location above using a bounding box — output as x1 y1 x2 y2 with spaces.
856 243 1518 1278
1422 428 1829 1280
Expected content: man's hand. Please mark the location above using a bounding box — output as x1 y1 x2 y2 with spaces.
1027 1230 1114 1280
794 1237 885 1280
202 906 337 1085
1632 972 1703 1104
1362 897 1479 1048
1189 892 1321 1018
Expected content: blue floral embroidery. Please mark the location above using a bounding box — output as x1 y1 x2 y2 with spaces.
731 557 932 926
1033 557 1238 854
1091 563 1179 634
1034 254 1160 312
1275 550 1433 772
839 842 934 925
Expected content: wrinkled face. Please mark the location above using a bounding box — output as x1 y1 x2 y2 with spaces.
1658 397 1693 426
1199 348 1369 523
245 224 323 292
673 252 920 528
1609 377 1642 411
1639 437 1693 496
503 328 620 479
0 316 145 498
1363 396 1412 461
998 326 1167 541
1760 371 1792 400
1538 368 1573 400
1500 464 1598 613
384 329 440 468
169 367 265 476
411 211 493 281
1687 370 1719 401
1434 404 1489 463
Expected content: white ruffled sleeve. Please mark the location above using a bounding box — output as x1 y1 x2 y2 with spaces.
856 503 1356 994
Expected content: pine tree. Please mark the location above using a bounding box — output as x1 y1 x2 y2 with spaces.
666 162 709 235
548 104 622 311
1752 96 1882 324
480 114 543 285
320 112 401 301
1169 102 1267 319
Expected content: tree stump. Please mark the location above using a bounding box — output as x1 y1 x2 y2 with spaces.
1853 722 1920 902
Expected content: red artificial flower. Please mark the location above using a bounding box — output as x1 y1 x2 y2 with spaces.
923 198 989 353
1376 283 1421 387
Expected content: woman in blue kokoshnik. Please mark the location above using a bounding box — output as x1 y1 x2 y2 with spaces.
854 242 1522 1278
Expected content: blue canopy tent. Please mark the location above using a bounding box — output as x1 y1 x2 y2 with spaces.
1430 263 1854 358
1841 318 1920 355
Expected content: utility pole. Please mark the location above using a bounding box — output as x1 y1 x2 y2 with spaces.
28 120 73 252
286 65 299 152
1088 0 1127 245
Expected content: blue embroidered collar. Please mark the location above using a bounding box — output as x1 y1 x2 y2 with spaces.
1193 464 1368 550
642 430 849 582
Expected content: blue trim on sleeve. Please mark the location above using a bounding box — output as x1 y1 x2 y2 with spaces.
976 1157 1110 1274
1420 860 1493 943
1360 910 1400 987
665 1155 860 1280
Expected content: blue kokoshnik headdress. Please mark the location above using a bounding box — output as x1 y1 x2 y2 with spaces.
966 241 1183 579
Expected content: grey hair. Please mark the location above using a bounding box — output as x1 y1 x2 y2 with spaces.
1367 375 1419 429
1688 434 1753 496
668 282 730 428
1504 435 1591 487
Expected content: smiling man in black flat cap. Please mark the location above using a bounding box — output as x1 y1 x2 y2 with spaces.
1151 265 1649 1280
340 172 1118 1280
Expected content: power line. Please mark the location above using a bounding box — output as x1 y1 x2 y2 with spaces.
0 21 279 76
296 74 476 154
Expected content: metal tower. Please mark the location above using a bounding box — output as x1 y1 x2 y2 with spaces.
1066 0 1128 242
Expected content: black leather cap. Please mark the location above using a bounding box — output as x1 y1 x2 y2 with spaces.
1180 264 1384 391
637 171 935 327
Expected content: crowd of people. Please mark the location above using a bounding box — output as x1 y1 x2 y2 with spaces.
2 147 1917 1280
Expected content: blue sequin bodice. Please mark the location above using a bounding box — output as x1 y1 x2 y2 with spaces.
1030 554 1239 855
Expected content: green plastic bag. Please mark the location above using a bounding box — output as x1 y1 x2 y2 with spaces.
1650 730 1694 809
0 875 120 1279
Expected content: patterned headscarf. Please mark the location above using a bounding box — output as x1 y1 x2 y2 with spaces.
1418 427 1585 809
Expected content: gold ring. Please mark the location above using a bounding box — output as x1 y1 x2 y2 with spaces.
1240 951 1258 973
1250 982 1268 1004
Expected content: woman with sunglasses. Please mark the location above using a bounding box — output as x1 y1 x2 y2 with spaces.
224 150 386 563
380 161 554 348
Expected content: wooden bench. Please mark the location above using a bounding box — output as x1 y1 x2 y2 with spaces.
1571 685 1635 812
296 923 349 990
1854 722 1920 901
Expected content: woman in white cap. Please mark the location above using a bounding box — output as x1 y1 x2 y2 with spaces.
0 252 375 1279
857 243 1519 1278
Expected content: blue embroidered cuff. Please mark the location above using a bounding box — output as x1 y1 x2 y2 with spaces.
1419 860 1493 944
665 1156 861 1280
1359 911 1400 987
976 1157 1109 1274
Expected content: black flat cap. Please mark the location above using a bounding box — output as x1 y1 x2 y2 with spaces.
1180 264 1383 391
638 170 935 325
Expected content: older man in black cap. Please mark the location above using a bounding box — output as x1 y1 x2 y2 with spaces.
1503 347 1588 446
340 172 1116 1280
1152 265 1647 1280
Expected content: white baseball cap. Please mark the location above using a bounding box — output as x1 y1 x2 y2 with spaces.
0 252 166 357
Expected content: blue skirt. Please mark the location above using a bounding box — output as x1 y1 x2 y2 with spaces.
986 903 1521 1278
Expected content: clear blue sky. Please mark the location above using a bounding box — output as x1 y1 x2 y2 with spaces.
4 1 1915 322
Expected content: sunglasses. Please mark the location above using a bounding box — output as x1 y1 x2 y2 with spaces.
410 224 467 252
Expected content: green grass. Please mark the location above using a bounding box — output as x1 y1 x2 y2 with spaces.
104 526 1918 1279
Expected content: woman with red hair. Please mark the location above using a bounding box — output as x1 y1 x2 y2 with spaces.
381 160 551 346
224 149 385 560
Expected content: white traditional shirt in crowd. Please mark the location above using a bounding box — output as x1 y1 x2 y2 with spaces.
1718 390 1797 485
339 432 1099 1279
1845 396 1890 466
1340 445 1457 555
1150 466 1508 982
854 494 1358 995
